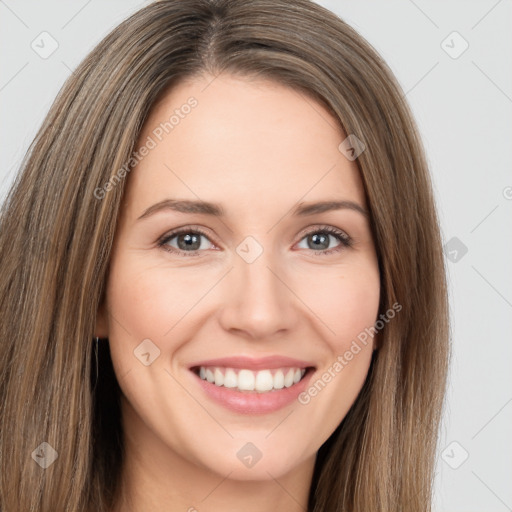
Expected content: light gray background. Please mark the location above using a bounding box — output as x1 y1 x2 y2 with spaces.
1 1 511 511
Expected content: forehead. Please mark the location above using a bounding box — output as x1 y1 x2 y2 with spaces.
122 73 366 222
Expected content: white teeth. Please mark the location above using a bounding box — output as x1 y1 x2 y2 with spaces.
273 370 285 389
284 368 295 388
214 368 224 386
196 366 308 393
205 368 215 383
223 368 237 388
255 370 273 392
238 369 255 391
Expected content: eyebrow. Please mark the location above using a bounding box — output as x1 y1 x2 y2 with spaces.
137 198 369 220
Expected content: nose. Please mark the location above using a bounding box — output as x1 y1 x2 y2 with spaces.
217 249 299 340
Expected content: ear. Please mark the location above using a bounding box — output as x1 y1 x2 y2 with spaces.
94 291 109 338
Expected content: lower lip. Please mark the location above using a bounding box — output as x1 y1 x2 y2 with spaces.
191 369 315 415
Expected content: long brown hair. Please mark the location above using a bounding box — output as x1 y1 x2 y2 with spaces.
0 1 450 510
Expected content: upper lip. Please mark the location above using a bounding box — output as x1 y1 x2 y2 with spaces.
188 355 316 371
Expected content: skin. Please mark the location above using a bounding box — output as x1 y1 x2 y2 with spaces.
96 73 381 512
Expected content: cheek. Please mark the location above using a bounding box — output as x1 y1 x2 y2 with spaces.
104 255 183 377
297 262 381 349
295 266 380 432
106 246 381 361
107 256 189 339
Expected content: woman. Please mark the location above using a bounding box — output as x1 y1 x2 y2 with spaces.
0 0 450 510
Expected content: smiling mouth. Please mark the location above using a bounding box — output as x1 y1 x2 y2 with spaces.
191 365 315 393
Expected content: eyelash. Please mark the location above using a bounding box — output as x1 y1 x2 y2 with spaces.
157 225 353 258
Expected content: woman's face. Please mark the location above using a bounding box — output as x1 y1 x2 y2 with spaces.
96 73 380 482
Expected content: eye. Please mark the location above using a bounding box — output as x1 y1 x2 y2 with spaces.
157 225 353 257
296 226 353 255
157 227 216 257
